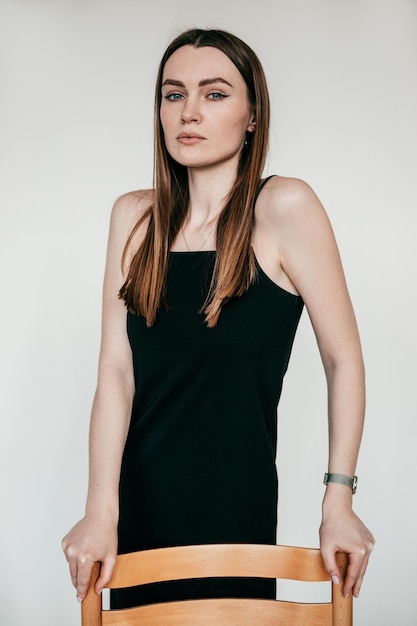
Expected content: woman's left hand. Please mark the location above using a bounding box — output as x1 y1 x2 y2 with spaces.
319 505 375 598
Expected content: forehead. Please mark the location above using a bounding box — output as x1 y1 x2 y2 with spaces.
162 45 244 85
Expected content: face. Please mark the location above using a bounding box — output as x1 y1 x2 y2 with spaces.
160 45 255 170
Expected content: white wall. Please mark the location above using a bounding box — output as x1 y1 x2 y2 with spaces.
1 0 416 624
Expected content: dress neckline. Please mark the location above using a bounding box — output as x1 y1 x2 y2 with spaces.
169 250 215 254
169 249 301 300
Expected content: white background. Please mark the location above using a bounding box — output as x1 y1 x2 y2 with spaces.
1 0 416 624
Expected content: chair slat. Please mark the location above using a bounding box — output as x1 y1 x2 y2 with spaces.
102 598 333 626
82 546 352 626
108 544 330 588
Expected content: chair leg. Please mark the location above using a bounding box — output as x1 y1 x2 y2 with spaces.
81 562 102 626
332 552 353 626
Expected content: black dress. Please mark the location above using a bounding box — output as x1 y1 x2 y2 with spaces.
113 232 304 608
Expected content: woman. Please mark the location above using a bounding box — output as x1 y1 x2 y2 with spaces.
62 28 374 607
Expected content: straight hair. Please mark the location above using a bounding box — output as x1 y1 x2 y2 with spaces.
119 29 270 327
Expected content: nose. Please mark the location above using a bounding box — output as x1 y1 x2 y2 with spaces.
181 97 201 124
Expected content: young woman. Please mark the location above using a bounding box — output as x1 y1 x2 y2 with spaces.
62 28 374 608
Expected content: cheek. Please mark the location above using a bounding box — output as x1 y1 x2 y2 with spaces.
224 111 251 141
159 112 178 157
159 110 168 135
159 104 175 133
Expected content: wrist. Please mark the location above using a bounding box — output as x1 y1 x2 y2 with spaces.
322 482 353 515
85 495 119 523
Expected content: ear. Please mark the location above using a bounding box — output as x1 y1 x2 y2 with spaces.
247 116 256 133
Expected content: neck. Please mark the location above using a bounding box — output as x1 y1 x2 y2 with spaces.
186 162 237 226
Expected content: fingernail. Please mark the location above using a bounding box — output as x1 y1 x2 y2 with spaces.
331 575 340 585
77 594 83 603
344 592 350 598
354 591 360 598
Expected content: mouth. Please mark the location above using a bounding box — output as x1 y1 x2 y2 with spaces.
176 132 206 144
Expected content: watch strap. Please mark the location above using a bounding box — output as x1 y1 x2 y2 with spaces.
323 472 358 494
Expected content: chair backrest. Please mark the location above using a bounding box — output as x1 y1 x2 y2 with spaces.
82 544 352 626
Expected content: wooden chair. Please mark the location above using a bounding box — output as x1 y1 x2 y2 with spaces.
82 544 352 625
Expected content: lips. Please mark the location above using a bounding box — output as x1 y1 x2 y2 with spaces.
177 132 206 139
176 132 206 144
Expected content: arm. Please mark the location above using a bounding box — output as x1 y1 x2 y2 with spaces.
62 192 149 601
269 178 374 598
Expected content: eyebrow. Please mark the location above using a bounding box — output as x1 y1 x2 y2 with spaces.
162 77 233 88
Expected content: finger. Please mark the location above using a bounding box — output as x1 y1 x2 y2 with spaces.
69 560 78 590
342 557 359 597
320 546 341 585
344 537 374 598
95 555 116 594
62 542 79 590
342 549 368 597
351 557 369 598
75 556 95 602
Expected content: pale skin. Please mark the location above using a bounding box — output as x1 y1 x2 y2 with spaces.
62 44 374 602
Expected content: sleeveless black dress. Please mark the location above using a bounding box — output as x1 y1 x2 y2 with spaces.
113 208 304 609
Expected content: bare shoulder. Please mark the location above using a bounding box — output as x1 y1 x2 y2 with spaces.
253 176 336 284
104 189 154 275
110 188 154 230
109 188 154 255
258 175 325 225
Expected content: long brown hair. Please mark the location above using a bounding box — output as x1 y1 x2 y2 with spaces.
119 29 270 327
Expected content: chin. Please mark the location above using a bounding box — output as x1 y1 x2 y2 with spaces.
169 151 240 171
170 155 213 168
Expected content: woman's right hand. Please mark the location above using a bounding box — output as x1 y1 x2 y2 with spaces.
61 515 118 602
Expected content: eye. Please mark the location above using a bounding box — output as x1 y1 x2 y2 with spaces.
207 92 228 101
164 92 184 101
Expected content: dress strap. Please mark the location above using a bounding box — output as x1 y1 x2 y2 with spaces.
255 175 276 201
